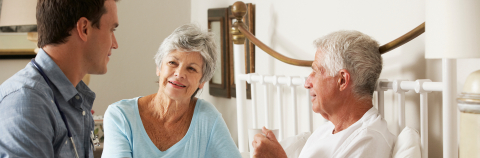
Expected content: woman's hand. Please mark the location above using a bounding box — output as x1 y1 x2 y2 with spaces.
252 127 287 158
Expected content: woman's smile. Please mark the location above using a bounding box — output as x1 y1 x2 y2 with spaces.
168 80 186 88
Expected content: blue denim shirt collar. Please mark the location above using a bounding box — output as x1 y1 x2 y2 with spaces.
34 49 96 108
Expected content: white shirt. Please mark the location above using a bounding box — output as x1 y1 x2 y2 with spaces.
299 107 395 158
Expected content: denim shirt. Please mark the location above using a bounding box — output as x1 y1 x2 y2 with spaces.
0 49 96 158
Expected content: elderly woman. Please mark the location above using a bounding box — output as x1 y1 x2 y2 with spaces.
102 24 241 158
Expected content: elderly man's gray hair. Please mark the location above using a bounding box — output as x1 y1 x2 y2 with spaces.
154 24 217 83
314 30 382 99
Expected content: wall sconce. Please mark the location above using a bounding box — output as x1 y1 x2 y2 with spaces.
457 70 480 158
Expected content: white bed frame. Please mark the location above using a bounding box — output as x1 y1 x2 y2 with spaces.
230 3 459 157
234 44 458 158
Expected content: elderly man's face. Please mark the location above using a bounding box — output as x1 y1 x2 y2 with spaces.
304 50 341 119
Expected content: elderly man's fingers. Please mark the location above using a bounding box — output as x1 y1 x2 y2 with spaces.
253 133 270 149
253 133 266 143
262 126 278 142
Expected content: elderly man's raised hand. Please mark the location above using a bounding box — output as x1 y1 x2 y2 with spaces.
252 127 287 158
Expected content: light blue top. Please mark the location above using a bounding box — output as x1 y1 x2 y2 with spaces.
102 97 242 158
0 49 95 158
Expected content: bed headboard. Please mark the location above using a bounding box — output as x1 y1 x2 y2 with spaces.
227 1 461 158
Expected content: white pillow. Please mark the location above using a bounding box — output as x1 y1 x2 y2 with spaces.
392 126 422 158
279 132 312 158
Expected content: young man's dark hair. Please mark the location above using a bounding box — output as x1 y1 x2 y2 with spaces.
37 0 119 48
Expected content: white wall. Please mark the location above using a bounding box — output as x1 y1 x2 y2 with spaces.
191 0 480 157
2 0 480 157
0 59 30 80
89 0 191 115
0 0 191 115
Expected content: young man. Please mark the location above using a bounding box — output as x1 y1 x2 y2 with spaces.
0 0 119 157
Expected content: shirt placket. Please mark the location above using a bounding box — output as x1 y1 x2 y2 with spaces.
72 93 89 158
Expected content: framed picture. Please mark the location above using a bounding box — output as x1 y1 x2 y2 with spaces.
0 0 37 59
0 31 37 59
208 4 255 99
208 8 231 98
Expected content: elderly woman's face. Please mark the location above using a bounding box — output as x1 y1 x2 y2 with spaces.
157 50 205 100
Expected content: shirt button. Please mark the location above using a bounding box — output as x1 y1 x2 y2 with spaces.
82 111 86 116
75 95 80 100
51 100 54 103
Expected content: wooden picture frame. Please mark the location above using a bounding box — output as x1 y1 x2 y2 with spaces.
0 0 37 59
208 4 255 99
208 8 231 98
0 31 37 59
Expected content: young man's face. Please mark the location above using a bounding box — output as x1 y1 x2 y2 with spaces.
85 0 119 74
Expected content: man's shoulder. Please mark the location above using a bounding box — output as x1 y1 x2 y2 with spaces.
0 66 53 105
362 111 394 134
329 115 395 157
0 68 59 137
356 113 395 147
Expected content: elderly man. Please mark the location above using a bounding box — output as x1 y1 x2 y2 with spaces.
252 30 395 157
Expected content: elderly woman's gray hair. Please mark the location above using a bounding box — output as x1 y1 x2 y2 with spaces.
154 24 217 83
314 30 382 100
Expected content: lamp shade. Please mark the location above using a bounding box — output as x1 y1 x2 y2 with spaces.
425 0 480 59
0 0 37 26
